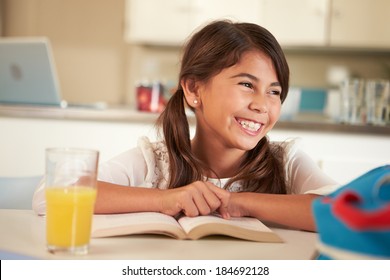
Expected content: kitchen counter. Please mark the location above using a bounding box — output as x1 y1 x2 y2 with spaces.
1 104 389 136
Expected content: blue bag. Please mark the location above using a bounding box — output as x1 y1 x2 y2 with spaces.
312 165 390 259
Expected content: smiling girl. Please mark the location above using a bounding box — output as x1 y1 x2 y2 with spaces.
33 20 338 232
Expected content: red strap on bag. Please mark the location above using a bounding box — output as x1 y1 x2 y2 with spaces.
328 191 390 230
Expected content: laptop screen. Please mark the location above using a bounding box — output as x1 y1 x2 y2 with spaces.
0 38 63 106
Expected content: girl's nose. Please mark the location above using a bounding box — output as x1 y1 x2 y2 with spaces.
249 93 268 113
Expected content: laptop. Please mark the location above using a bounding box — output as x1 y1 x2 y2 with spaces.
0 37 64 107
0 38 107 109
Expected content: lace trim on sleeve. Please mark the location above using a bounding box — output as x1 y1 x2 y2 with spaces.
138 136 170 189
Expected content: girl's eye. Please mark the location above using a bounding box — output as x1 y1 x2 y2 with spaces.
239 82 253 89
269 89 281 96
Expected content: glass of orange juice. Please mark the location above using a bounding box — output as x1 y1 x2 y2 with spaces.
45 148 99 255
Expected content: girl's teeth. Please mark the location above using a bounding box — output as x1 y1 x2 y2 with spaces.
239 120 261 131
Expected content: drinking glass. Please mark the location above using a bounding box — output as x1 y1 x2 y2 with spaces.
340 79 365 124
45 148 99 255
365 79 390 126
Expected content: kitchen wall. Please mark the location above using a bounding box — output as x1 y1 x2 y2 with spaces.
0 0 3 35
2 0 390 108
2 0 127 105
126 45 390 106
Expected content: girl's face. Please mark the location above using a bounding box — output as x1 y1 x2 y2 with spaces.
194 50 282 151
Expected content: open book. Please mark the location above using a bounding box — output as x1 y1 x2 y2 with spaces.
91 212 283 243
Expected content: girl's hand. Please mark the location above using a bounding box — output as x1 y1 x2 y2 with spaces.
224 192 250 218
159 181 231 218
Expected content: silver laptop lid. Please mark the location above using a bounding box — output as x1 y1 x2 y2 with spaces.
0 37 62 106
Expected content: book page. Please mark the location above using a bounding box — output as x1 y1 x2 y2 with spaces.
177 214 282 242
178 214 273 234
92 212 186 239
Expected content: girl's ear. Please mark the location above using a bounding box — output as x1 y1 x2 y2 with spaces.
181 78 201 108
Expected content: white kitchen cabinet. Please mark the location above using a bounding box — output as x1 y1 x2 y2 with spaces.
190 0 262 31
125 0 191 45
124 0 262 45
125 0 390 49
261 0 390 48
329 0 390 48
262 0 329 46
0 117 158 177
268 129 390 185
319 157 389 185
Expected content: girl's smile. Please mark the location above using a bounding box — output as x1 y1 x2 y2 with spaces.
235 117 263 135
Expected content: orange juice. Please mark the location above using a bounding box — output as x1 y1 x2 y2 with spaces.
46 186 96 250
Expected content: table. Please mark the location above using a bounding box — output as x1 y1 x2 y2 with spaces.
0 209 318 260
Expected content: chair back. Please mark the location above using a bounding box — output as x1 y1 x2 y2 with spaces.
0 176 42 209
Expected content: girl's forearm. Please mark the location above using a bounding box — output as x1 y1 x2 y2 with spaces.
94 181 163 214
230 192 320 232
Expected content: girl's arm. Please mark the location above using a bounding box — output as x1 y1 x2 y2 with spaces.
95 180 231 218
229 142 338 232
227 192 320 232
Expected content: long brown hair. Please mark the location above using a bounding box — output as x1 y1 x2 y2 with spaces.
157 20 290 194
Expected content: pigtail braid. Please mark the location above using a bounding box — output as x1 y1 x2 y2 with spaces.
156 89 204 188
